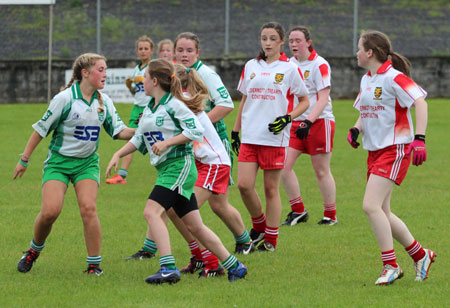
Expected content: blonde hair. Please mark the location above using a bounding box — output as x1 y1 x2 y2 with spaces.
148 59 206 114
157 39 174 54
360 30 411 77
174 63 209 114
63 53 106 111
135 35 155 51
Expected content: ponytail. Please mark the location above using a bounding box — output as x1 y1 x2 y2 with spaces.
361 30 411 77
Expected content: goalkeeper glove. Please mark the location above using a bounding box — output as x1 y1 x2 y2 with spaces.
268 115 291 135
295 119 312 139
231 131 241 156
347 127 360 149
406 135 426 166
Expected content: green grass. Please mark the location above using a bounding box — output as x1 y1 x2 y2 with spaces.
0 99 449 307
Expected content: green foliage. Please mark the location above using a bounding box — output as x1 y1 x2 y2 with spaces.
0 100 449 307
102 16 134 42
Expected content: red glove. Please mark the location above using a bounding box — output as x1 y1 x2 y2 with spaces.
406 135 427 166
347 127 360 149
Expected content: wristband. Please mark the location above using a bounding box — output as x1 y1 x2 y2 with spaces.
414 134 425 142
19 159 29 167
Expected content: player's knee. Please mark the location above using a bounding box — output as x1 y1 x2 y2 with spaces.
39 209 60 224
80 203 98 219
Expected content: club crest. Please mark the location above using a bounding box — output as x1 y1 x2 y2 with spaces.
217 86 229 99
183 118 196 129
304 70 310 79
250 72 256 80
274 73 284 85
374 87 382 100
41 110 53 121
156 116 164 127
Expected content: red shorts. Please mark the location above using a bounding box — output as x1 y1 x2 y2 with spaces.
195 161 230 194
289 119 335 155
238 143 286 170
367 144 411 185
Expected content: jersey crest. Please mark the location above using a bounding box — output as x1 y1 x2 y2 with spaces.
304 70 310 79
250 72 256 80
41 110 53 121
217 86 229 99
374 87 382 100
183 118 197 129
274 73 284 85
156 116 164 127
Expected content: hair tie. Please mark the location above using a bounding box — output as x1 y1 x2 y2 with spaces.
170 74 175 79
186 68 191 73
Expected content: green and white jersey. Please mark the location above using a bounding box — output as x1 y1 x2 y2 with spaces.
131 62 152 107
32 82 126 158
130 93 204 167
191 60 233 139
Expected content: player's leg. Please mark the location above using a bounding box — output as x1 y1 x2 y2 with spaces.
257 169 282 252
237 161 265 245
18 180 67 273
180 207 247 281
209 192 253 254
363 174 403 285
75 179 103 275
281 147 308 226
143 197 180 284
311 152 337 225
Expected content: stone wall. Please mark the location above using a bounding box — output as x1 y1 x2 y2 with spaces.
0 57 448 104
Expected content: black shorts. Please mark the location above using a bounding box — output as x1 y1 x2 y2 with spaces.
149 185 198 218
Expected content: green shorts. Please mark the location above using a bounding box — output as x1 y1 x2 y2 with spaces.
42 151 100 186
155 156 197 200
129 105 146 128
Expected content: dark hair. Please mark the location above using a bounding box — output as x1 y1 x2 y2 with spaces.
148 59 207 113
288 25 314 51
174 32 200 51
257 21 285 61
360 30 411 77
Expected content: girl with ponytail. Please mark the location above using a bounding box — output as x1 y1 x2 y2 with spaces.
348 30 434 285
14 53 135 276
106 59 248 284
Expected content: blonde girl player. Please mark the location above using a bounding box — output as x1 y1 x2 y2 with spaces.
157 39 175 62
232 22 310 252
173 32 253 269
14 53 134 275
126 64 253 278
281 26 337 226
106 59 248 284
349 30 435 285
106 35 154 184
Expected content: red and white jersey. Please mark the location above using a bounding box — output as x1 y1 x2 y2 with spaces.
237 53 308 147
290 49 334 121
353 61 427 151
193 111 231 166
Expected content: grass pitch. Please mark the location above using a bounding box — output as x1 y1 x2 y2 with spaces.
0 99 449 307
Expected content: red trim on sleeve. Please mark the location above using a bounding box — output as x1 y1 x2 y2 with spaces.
286 88 294 113
394 98 411 140
319 63 329 79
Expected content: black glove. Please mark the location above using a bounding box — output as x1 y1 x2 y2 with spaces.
231 131 241 156
295 119 312 139
347 127 360 149
268 115 291 135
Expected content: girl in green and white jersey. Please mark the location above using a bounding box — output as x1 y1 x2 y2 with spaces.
106 59 248 284
14 53 135 276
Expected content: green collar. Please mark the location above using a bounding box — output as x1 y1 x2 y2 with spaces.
191 59 203 71
138 61 149 71
72 81 98 106
148 92 173 112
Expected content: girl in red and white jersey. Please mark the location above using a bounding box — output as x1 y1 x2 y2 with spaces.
349 30 435 285
232 21 309 252
281 26 338 227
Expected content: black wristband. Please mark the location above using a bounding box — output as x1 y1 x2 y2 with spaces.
414 134 425 142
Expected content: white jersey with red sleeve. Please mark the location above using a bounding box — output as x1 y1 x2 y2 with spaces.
353 61 427 151
290 49 334 121
193 111 231 166
237 53 308 147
